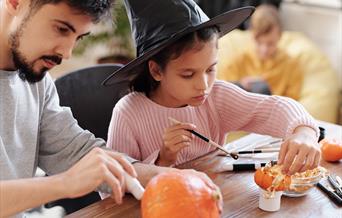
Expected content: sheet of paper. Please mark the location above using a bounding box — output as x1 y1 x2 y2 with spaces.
224 133 282 152
215 133 282 172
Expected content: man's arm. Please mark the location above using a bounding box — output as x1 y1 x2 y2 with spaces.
0 148 136 217
133 162 164 186
0 156 178 216
0 175 66 217
37 74 107 175
0 156 221 217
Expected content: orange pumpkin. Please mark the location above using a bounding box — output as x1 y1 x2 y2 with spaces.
320 138 342 162
254 165 291 191
141 171 220 218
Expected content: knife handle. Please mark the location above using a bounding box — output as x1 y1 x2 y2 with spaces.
317 180 342 206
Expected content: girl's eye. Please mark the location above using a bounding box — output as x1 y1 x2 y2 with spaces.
181 73 194 78
206 67 217 74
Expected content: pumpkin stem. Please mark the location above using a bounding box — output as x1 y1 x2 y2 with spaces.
211 191 220 201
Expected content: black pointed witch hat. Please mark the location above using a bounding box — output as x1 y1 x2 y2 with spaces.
103 0 254 86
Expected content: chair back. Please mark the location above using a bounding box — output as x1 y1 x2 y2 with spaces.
55 64 129 140
49 64 129 214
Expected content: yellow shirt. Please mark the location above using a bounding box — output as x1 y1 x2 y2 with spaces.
219 45 303 100
218 30 340 123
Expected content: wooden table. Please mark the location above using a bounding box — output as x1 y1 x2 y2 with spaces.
68 121 342 218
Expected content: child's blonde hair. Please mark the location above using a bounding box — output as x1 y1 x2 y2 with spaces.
250 4 281 38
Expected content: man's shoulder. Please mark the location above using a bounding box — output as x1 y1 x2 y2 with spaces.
39 72 55 87
21 72 55 91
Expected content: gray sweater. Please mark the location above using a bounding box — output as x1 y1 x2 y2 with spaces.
0 70 105 180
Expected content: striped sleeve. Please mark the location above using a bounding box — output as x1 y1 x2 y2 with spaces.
106 99 161 164
212 81 319 139
107 103 141 160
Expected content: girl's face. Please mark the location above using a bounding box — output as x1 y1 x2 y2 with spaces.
149 38 218 108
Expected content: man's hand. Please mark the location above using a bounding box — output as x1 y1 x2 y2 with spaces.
61 147 137 204
157 122 196 166
278 126 321 175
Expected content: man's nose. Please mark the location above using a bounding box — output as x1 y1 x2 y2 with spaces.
55 40 74 60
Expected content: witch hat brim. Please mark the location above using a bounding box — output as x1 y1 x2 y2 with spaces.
102 6 254 86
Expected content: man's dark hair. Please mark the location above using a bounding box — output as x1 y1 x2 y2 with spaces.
29 0 115 23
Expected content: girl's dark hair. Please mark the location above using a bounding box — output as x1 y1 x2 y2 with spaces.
130 26 219 96
29 0 114 23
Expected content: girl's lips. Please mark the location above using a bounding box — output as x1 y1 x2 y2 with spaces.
193 94 207 101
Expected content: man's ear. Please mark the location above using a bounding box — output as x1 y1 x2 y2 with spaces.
148 60 163 81
6 0 21 15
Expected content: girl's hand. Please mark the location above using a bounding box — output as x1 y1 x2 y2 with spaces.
157 122 196 166
278 126 321 175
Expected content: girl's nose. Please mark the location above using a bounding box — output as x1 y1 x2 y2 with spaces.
196 74 208 90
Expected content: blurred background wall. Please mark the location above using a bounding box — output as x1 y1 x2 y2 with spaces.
49 0 342 123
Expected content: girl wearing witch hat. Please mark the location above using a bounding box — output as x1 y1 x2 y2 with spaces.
104 0 320 174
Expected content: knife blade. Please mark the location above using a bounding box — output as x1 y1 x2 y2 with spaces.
327 175 342 197
335 175 342 188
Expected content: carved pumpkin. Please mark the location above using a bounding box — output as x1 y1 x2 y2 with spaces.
141 171 220 218
320 138 342 162
254 164 291 191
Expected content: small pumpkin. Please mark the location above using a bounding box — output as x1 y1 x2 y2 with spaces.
141 171 220 218
254 164 291 191
320 138 342 162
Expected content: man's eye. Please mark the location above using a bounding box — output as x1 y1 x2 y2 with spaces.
57 26 69 34
77 35 85 41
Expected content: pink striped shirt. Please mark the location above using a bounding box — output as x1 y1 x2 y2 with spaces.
107 80 318 166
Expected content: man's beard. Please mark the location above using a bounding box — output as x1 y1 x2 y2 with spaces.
9 22 62 83
11 48 48 83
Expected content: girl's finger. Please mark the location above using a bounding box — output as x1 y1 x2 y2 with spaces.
165 129 193 141
173 141 191 151
299 149 316 172
282 146 299 174
313 151 321 168
167 135 192 148
278 140 289 165
167 123 196 133
288 147 309 175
